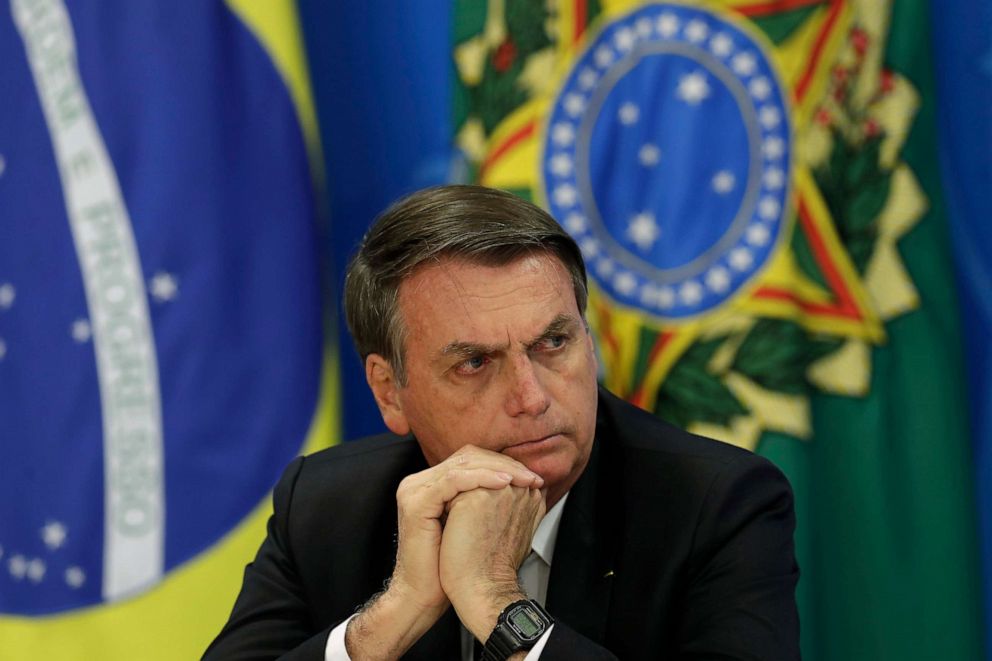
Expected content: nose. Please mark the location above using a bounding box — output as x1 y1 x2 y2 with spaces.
504 354 551 418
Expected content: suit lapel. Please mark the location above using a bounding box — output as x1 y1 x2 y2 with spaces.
546 425 618 645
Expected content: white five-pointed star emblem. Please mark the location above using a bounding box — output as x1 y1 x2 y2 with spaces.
730 247 754 271
564 93 586 117
614 27 635 51
657 13 680 38
549 153 574 177
732 52 757 76
26 558 46 583
759 106 782 129
551 122 575 147
595 45 614 68
759 197 781 219
565 213 587 233
763 167 786 189
749 77 772 100
676 71 711 105
0 283 15 309
618 102 640 125
658 287 676 309
684 19 708 43
746 224 771 246
71 318 92 343
710 33 733 57
580 237 599 257
9 555 27 579
553 184 578 207
638 143 661 167
65 566 86 588
712 170 736 194
627 212 661 251
680 281 704 305
149 272 179 303
614 272 637 295
596 258 616 277
762 137 785 159
706 267 731 293
578 67 598 90
41 521 68 550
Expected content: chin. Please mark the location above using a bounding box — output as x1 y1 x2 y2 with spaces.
512 450 579 499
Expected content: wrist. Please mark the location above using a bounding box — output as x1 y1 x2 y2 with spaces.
451 580 526 642
345 583 448 659
480 599 554 661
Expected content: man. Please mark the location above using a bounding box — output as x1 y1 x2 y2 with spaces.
206 185 799 660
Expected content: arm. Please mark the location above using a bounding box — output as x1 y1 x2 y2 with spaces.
344 447 544 659
677 454 800 660
205 447 544 660
203 456 334 660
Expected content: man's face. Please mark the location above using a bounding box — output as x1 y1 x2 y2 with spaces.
367 252 599 506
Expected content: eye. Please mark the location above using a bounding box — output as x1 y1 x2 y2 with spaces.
536 334 569 351
455 354 490 375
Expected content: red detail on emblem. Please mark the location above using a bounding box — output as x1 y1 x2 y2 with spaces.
863 118 881 138
479 120 536 180
596 304 623 364
815 108 832 125
574 0 588 43
752 195 862 320
880 69 895 93
493 40 518 73
737 0 827 16
630 331 674 409
850 26 869 55
793 0 845 102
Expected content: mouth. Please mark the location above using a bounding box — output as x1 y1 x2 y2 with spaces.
503 433 565 454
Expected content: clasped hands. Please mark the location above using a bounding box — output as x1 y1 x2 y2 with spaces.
345 445 547 660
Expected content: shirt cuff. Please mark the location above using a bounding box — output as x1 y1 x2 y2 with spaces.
325 614 356 661
522 624 554 660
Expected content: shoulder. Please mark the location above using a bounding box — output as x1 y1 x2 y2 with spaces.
594 386 792 509
597 386 763 466
277 433 427 502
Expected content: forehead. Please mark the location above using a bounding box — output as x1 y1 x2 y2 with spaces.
397 253 577 347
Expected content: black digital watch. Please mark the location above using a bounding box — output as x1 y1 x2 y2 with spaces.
480 599 554 661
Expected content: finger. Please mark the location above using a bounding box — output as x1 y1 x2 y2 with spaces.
432 467 517 503
401 467 517 520
443 446 544 487
401 452 539 494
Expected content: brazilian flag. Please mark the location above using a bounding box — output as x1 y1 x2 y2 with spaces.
452 0 984 659
0 0 334 658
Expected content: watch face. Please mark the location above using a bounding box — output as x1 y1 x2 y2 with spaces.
507 604 546 642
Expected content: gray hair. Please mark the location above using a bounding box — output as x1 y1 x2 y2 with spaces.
343 184 588 384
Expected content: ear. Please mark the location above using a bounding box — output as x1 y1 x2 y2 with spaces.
365 354 411 436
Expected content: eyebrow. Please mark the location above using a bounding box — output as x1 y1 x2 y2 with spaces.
438 313 582 361
525 313 580 351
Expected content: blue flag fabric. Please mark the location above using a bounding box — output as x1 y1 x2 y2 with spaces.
297 0 453 442
929 0 992 655
0 0 321 620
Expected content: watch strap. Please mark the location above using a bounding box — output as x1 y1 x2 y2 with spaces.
480 599 553 661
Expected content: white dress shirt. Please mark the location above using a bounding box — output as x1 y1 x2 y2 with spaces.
326 494 568 661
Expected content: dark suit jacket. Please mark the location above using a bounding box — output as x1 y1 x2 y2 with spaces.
206 388 799 660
